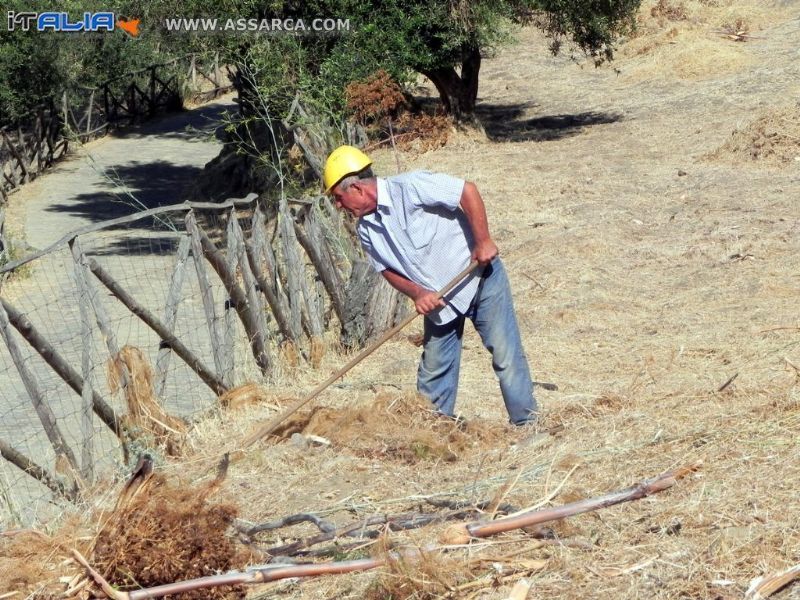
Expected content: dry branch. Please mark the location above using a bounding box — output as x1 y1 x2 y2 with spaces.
746 564 800 600
441 463 700 544
0 296 123 439
72 549 385 600
239 513 336 537
261 508 479 557
196 214 271 374
0 437 75 500
73 464 696 599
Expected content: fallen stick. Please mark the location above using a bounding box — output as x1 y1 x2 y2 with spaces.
746 564 800 600
72 464 698 599
72 550 387 600
262 508 478 557
440 463 700 544
237 512 337 537
717 372 738 393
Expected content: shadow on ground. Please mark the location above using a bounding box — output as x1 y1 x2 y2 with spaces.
476 102 623 142
107 101 233 141
90 235 182 257
45 160 207 256
47 160 204 223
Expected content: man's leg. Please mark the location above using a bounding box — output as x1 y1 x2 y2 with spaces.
470 258 537 425
417 315 465 417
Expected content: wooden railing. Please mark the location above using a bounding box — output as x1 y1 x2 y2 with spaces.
0 52 232 207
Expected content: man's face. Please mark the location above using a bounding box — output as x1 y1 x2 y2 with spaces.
331 181 375 218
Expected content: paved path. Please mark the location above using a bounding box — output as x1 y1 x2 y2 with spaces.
21 94 236 249
0 95 239 523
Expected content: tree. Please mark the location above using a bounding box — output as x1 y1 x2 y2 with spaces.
330 0 641 121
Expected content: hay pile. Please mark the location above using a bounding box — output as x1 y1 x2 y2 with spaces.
706 104 800 166
0 529 80 598
108 346 188 457
613 0 786 81
91 471 251 600
272 392 510 463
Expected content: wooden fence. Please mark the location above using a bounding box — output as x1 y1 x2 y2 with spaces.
0 191 403 523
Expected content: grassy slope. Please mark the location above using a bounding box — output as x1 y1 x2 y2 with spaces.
180 2 800 598
4 1 799 598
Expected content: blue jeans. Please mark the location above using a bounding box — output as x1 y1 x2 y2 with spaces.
417 258 537 425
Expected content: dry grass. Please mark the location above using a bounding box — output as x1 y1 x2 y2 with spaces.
614 0 790 81
219 382 273 411
706 103 800 166
0 526 86 598
270 392 511 463
108 345 188 457
92 473 252 599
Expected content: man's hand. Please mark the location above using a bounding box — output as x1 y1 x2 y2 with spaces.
413 289 446 315
471 239 499 265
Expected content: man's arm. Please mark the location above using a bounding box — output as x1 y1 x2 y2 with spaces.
381 268 444 315
459 181 499 265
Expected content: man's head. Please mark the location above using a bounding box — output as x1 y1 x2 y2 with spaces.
323 145 377 218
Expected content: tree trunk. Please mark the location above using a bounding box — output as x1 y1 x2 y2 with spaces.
422 45 482 122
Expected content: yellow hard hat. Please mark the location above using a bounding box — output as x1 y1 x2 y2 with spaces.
323 145 372 193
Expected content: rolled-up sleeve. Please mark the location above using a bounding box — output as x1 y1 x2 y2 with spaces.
408 172 465 210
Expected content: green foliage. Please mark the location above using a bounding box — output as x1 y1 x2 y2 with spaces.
0 0 641 124
0 0 232 124
531 0 641 62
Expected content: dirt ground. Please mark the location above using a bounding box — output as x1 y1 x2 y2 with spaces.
3 1 800 598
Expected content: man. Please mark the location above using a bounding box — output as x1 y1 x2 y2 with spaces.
323 145 537 425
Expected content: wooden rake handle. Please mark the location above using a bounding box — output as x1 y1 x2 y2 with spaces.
240 260 480 449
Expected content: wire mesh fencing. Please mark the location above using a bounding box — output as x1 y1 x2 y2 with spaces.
0 195 357 526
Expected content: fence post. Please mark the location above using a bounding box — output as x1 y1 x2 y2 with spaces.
279 200 323 343
0 299 82 484
229 209 271 370
154 234 191 398
198 219 271 375
103 84 111 126
222 218 237 380
1 129 27 185
34 108 45 172
185 211 229 385
293 204 346 326
70 239 130 398
0 297 124 441
0 206 6 265
0 437 75 501
252 206 295 334
247 205 298 343
61 91 69 132
69 239 98 483
85 89 95 138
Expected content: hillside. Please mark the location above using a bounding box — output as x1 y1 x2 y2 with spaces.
3 1 799 598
